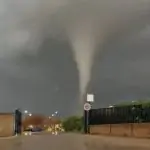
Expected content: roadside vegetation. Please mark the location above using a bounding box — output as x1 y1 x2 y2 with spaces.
114 99 150 107
62 116 84 132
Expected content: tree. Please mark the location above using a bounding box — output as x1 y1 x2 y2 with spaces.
114 99 150 108
62 116 83 132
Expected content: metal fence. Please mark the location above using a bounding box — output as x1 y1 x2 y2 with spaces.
88 105 150 125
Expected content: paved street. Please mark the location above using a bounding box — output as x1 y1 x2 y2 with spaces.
0 133 150 150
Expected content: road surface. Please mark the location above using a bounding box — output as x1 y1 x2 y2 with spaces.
0 133 150 150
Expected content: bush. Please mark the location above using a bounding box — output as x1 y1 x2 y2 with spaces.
114 99 150 108
62 116 84 132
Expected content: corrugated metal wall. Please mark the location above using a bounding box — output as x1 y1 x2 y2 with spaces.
89 105 150 125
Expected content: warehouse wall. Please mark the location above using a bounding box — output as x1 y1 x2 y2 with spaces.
0 113 15 137
90 123 150 138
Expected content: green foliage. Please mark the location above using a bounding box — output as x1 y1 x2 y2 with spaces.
62 116 84 132
114 99 150 108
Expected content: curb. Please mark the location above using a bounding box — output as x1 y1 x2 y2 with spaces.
0 135 18 140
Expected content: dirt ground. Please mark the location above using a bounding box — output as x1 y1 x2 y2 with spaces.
85 135 150 150
0 133 150 150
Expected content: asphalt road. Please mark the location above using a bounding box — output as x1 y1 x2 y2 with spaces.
0 133 150 150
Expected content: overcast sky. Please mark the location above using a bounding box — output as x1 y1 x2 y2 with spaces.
0 0 150 116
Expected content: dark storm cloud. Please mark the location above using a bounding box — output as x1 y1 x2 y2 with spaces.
0 40 79 116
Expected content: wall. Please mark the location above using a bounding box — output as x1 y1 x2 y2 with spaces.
90 123 150 138
0 113 15 137
133 123 150 138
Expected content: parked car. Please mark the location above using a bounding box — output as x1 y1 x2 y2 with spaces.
24 128 32 132
31 127 43 132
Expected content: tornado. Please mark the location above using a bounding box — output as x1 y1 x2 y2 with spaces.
67 20 99 104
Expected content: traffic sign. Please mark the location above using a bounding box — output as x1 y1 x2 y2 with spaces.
87 94 94 102
84 103 91 111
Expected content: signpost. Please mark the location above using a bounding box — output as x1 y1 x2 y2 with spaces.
84 93 95 134
84 102 91 134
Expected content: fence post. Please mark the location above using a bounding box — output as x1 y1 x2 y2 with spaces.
84 110 88 134
109 124 111 134
131 123 134 137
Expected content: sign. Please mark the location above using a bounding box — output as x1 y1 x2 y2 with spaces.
87 94 94 102
84 103 91 111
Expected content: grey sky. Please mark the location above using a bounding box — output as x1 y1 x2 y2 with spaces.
0 0 150 116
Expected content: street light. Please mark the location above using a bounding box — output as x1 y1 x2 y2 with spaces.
109 105 114 108
52 111 58 117
24 110 28 114
29 113 32 117
55 111 58 114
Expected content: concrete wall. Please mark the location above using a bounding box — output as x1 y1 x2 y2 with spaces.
133 123 150 138
89 124 111 135
110 124 132 137
0 113 15 137
90 123 150 138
